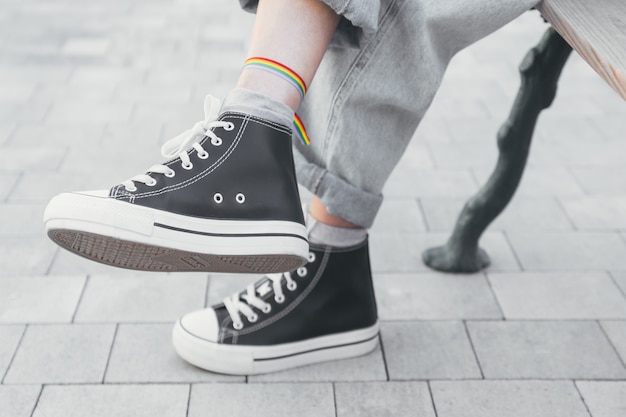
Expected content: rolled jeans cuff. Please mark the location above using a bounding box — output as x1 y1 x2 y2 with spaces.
294 149 383 229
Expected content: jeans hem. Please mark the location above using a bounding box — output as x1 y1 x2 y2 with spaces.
295 151 382 229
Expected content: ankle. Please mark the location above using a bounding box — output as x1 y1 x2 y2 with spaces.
309 196 358 228
221 88 294 128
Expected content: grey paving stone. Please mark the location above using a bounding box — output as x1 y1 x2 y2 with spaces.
612 272 626 295
8 173 99 204
9 124 106 147
69 67 147 85
0 276 85 323
106 323 242 383
369 199 427 234
0 325 24 380
381 321 481 380
33 384 189 417
0 123 16 145
33 83 116 101
420 197 573 232
428 142 499 169
101 122 163 147
61 38 111 56
132 103 201 125
335 381 435 417
383 168 478 199
113 83 192 103
58 142 162 181
507 232 626 270
473 167 585 197
4 324 115 384
205 273 260 306
188 383 334 417
537 140 626 168
74 274 207 323
0 66 72 83
0 385 41 417
535 115 605 144
591 114 626 140
0 204 46 236
489 272 626 319
0 173 19 200
576 381 626 417
443 118 500 144
373 273 502 320
46 101 133 124
369 232 520 273
467 321 626 379
571 167 626 195
0 83 36 101
562 196 626 230
0 146 66 172
601 321 626 365
431 380 589 417
249 343 386 383
0 102 50 124
0 238 58 277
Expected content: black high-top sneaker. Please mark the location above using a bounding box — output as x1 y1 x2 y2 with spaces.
43 96 308 274
172 238 379 375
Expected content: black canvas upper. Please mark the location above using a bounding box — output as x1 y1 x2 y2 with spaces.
214 239 378 345
109 113 305 225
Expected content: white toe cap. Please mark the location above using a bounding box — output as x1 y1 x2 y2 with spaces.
178 308 219 342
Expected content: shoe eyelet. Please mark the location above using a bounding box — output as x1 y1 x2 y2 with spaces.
235 193 245 204
307 252 316 263
164 169 176 178
211 137 223 146
287 281 297 291
197 150 209 159
248 314 258 323
224 122 235 131
213 193 223 204
125 185 137 192
181 161 193 170
233 321 244 330
274 294 285 304
262 304 272 314
297 267 307 277
146 178 157 187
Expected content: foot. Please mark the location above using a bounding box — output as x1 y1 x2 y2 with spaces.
44 95 308 274
172 238 379 375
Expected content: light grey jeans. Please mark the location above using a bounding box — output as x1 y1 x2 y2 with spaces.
240 0 541 228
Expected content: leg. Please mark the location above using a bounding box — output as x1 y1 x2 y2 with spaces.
44 0 342 274
237 0 340 110
295 0 540 228
171 0 541 376
423 28 573 273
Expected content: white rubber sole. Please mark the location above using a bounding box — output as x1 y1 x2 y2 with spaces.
172 320 380 375
44 192 309 273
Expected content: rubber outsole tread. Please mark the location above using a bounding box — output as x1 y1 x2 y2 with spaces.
49 229 305 273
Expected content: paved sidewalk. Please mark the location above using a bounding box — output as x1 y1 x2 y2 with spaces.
2 1 626 416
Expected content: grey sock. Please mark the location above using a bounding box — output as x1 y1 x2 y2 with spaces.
220 88 294 127
307 216 367 248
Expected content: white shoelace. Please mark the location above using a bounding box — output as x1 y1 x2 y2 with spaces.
224 261 312 330
121 95 234 192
